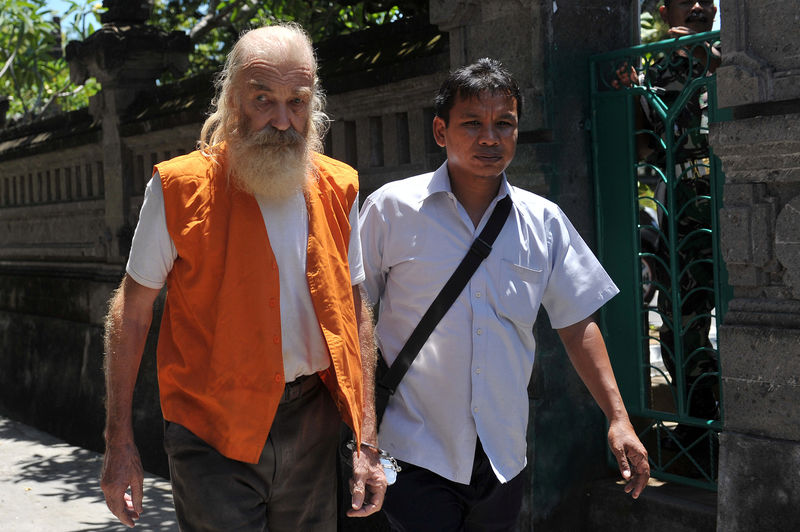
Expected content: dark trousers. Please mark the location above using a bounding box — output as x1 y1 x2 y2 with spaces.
382 439 525 532
163 374 340 532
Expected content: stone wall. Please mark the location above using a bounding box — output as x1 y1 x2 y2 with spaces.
326 71 446 197
711 0 800 529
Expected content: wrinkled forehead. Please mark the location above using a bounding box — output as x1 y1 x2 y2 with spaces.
238 27 315 88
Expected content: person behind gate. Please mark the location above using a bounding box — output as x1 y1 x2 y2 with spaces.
100 22 386 531
622 0 721 454
359 58 650 531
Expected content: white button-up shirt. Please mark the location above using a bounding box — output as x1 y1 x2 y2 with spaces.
359 163 618 484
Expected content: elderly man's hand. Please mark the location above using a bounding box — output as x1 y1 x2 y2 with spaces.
347 445 387 517
608 418 650 499
101 440 144 527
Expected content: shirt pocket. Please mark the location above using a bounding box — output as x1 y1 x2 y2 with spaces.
494 259 545 326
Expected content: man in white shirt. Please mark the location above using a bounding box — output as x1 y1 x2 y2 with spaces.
359 58 649 531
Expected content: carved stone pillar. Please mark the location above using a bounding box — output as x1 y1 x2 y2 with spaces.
65 0 190 260
711 1 800 529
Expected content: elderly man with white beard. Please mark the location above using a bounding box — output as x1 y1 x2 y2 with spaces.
100 22 386 531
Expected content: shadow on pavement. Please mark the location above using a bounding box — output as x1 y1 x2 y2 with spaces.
0 417 178 531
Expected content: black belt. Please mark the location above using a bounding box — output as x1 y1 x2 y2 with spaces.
279 373 320 404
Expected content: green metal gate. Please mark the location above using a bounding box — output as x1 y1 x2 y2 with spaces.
589 31 731 490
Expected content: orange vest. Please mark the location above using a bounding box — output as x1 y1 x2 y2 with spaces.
154 149 363 464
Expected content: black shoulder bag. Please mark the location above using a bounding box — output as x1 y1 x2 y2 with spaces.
375 195 513 425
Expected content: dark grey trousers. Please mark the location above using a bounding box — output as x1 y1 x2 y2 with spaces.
163 374 340 532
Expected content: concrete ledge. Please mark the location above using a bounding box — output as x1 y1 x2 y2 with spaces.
718 431 800 532
586 477 716 532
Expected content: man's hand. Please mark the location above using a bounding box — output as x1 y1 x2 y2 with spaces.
607 418 650 499
100 440 144 527
667 25 697 38
557 317 650 499
611 62 638 90
101 276 157 526
667 26 721 73
347 446 387 517
349 284 385 517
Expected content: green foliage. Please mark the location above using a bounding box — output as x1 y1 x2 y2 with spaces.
150 0 427 78
638 181 657 213
1 0 428 121
640 10 669 44
0 0 102 122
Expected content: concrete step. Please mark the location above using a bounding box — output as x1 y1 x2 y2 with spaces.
586 478 717 532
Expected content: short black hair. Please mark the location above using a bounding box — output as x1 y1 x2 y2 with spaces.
434 58 522 124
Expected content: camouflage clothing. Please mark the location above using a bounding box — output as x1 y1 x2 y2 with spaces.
654 173 717 420
642 43 720 421
640 43 719 166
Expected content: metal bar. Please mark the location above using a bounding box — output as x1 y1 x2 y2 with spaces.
591 31 720 62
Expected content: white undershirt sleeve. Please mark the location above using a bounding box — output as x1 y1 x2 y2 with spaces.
348 194 365 286
126 171 177 289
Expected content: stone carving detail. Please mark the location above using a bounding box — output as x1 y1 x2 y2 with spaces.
718 183 779 290
775 195 800 299
100 0 150 25
65 0 190 116
717 0 800 107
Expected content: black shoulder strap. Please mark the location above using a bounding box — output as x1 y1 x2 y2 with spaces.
376 195 513 419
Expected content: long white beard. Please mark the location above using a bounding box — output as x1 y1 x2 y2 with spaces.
228 126 312 202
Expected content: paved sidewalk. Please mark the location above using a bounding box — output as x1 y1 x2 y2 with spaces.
0 416 178 531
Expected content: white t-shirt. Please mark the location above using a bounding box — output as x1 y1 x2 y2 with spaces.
359 162 618 484
127 172 365 382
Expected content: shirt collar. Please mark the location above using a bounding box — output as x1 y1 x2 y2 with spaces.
423 161 453 198
425 161 515 205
